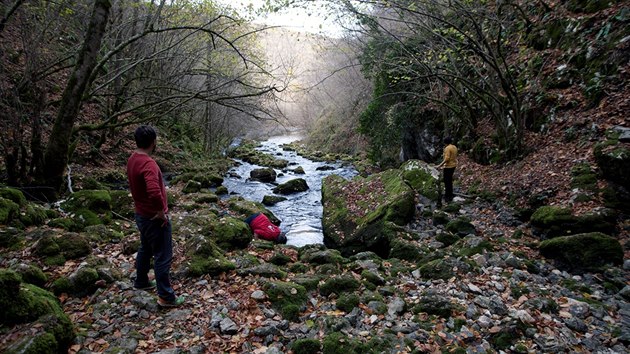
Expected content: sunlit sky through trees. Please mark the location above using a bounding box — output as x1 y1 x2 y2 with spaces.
217 0 346 37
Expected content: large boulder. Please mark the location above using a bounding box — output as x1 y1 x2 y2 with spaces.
538 232 623 272
530 206 616 238
250 168 277 183
0 269 74 353
182 235 235 277
61 190 111 214
0 187 27 206
212 216 252 250
109 190 134 220
322 170 415 257
272 178 309 195
0 197 19 225
400 159 439 200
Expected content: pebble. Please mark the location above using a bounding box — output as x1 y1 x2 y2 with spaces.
251 290 266 300
219 317 239 335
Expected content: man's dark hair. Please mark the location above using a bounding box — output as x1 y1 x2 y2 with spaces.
134 125 157 149
444 136 453 144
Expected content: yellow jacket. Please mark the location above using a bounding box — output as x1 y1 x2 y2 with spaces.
441 144 458 168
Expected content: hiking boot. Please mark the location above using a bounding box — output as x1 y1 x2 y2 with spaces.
134 280 156 290
158 296 185 308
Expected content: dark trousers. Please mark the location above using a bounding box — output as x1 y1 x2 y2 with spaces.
443 168 455 202
134 214 175 302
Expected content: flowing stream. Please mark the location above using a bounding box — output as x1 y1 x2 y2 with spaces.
222 134 358 247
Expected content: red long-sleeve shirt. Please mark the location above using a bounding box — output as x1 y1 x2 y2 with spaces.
249 214 281 241
127 152 168 217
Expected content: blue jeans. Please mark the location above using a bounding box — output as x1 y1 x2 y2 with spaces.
134 214 176 302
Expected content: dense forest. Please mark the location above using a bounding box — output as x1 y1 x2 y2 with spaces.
0 0 629 353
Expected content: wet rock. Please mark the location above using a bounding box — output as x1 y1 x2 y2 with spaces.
272 178 309 195
250 168 277 183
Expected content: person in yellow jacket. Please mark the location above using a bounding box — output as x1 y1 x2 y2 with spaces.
436 136 458 203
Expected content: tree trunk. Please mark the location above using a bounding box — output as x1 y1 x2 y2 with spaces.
41 0 111 194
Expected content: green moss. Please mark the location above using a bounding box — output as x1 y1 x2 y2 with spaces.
361 290 383 303
34 235 61 257
457 240 494 257
291 338 321 354
56 233 91 259
71 267 99 297
436 232 459 246
412 296 453 318
281 304 301 322
269 252 293 266
52 277 73 296
272 178 309 195
109 190 134 220
539 232 623 271
15 264 47 287
0 197 20 225
445 217 476 237
289 262 309 273
47 218 75 230
186 256 235 277
292 275 321 291
320 275 361 296
212 216 252 250
20 204 49 226
44 255 66 267
432 211 449 226
263 281 307 310
361 270 385 286
336 293 360 312
322 332 364 354
0 187 26 206
401 160 438 200
61 190 111 214
0 227 24 249
0 269 23 307
419 259 455 280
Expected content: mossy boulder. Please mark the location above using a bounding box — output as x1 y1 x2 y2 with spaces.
0 187 27 206
400 159 439 200
388 238 425 262
436 232 460 247
109 190 134 219
13 263 47 287
292 166 306 174
322 170 415 257
322 332 365 354
226 197 281 225
594 135 630 189
319 275 361 296
530 206 616 238
262 281 307 310
336 293 360 312
570 163 598 191
183 235 235 277
47 217 75 231
273 178 309 195
67 267 100 297
0 197 20 225
1 280 74 353
237 263 287 279
300 248 345 265
61 190 111 214
292 275 321 291
419 257 471 280
19 203 49 227
182 180 202 194
413 292 454 318
0 227 24 249
193 193 219 204
83 224 124 243
539 232 623 272
445 217 476 237
212 216 252 250
34 233 91 261
432 210 450 226
291 338 321 354
229 141 289 168
452 236 494 257
250 167 277 183
262 195 287 206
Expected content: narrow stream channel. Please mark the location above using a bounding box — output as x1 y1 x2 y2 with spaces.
222 134 358 247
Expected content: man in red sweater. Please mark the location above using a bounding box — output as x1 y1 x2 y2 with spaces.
245 213 287 244
127 125 184 307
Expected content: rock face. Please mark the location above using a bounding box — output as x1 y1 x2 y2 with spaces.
538 232 623 272
322 170 415 257
594 128 630 189
400 160 439 200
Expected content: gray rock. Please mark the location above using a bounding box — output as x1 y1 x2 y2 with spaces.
166 309 192 322
564 317 588 333
220 317 239 334
253 325 279 336
251 290 266 300
624 259 630 271
466 304 479 319
477 315 492 328
614 125 630 143
388 297 406 315
265 346 284 354
153 349 182 354
131 294 159 312
474 295 507 316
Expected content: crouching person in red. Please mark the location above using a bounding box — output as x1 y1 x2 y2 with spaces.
245 213 287 244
